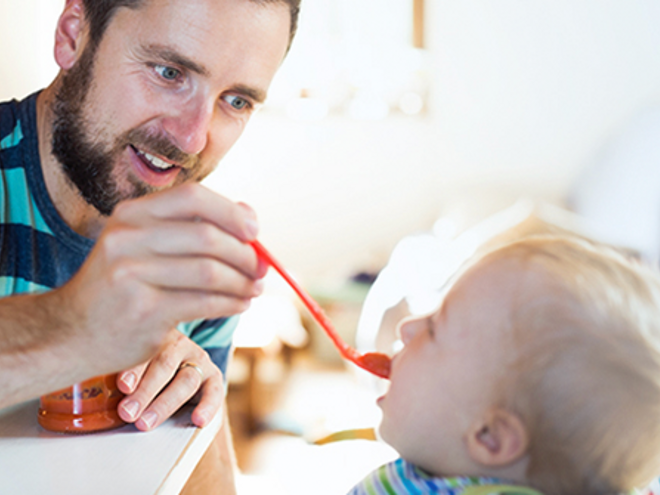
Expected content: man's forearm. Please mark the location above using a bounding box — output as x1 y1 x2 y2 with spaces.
0 291 94 409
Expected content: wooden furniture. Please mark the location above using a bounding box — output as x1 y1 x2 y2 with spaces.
228 293 308 435
0 399 222 495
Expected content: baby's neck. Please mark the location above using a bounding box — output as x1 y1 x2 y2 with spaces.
473 458 529 485
417 454 530 487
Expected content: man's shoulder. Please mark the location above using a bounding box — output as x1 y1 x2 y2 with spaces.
0 97 19 115
0 94 38 156
0 98 21 149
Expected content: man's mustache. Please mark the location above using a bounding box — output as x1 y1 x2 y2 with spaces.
122 128 200 169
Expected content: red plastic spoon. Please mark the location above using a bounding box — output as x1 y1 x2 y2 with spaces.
250 240 391 379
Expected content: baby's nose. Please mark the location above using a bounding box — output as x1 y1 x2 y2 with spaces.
398 316 426 344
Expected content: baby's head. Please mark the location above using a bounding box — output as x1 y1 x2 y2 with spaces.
378 235 660 495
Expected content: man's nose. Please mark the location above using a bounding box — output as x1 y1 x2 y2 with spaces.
161 97 215 156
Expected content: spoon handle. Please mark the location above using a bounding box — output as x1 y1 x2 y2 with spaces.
250 240 358 361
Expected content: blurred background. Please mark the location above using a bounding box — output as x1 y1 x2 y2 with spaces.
3 0 660 493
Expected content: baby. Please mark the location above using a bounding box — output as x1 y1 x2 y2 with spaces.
349 235 660 495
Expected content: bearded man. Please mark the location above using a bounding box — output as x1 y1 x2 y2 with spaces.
0 0 300 492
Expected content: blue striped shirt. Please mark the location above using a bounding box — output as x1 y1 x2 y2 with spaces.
0 92 237 374
347 458 541 495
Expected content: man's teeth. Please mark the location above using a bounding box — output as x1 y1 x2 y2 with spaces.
140 150 174 170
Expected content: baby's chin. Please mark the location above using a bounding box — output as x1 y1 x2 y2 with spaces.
375 412 395 446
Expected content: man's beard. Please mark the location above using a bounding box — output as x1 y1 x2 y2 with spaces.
51 44 198 216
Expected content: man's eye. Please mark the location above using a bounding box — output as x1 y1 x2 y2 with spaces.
222 95 250 110
154 65 180 81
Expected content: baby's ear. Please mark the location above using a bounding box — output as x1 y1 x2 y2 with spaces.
466 408 528 466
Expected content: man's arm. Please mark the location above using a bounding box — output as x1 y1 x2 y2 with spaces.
180 407 238 495
0 290 121 409
0 183 265 410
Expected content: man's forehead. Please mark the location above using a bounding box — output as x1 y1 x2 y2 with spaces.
125 0 289 30
108 0 289 43
117 0 248 34
104 0 290 91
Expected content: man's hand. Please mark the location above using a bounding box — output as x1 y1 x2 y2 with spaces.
0 183 265 409
116 329 222 430
57 183 266 377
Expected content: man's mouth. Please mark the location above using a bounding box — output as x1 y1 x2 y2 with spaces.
132 145 180 172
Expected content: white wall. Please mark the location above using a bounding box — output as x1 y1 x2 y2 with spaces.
427 0 660 201
0 0 63 100
2 1 660 284
213 1 660 282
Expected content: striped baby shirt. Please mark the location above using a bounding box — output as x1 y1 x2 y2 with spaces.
347 458 543 495
0 92 238 374
348 457 660 495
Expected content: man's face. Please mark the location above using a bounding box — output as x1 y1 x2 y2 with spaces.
53 0 291 215
377 257 519 476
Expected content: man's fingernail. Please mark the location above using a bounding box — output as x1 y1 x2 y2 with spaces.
257 257 269 277
139 411 158 430
123 400 139 419
195 410 208 426
245 218 259 239
238 202 259 239
122 372 137 391
253 279 265 296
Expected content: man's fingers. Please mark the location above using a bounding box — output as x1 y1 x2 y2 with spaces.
133 367 204 431
190 376 224 427
101 218 262 280
114 184 259 242
116 256 264 299
117 331 224 431
145 220 261 278
140 290 253 326
131 364 222 432
117 353 179 425
116 362 149 395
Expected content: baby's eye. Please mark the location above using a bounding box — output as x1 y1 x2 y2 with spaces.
154 65 181 81
222 95 250 111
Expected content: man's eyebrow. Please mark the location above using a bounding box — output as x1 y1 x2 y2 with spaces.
139 44 210 77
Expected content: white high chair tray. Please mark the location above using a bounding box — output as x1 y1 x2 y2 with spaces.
0 399 222 495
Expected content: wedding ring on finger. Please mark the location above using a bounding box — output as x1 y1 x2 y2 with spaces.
179 362 204 382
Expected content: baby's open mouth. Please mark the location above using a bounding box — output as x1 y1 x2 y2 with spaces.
131 145 179 173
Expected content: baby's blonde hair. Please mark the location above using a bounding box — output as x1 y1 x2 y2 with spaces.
488 236 660 495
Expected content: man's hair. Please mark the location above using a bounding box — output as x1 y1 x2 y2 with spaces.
489 236 660 495
81 0 301 51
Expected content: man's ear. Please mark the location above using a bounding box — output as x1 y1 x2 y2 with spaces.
54 0 88 70
466 408 528 466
